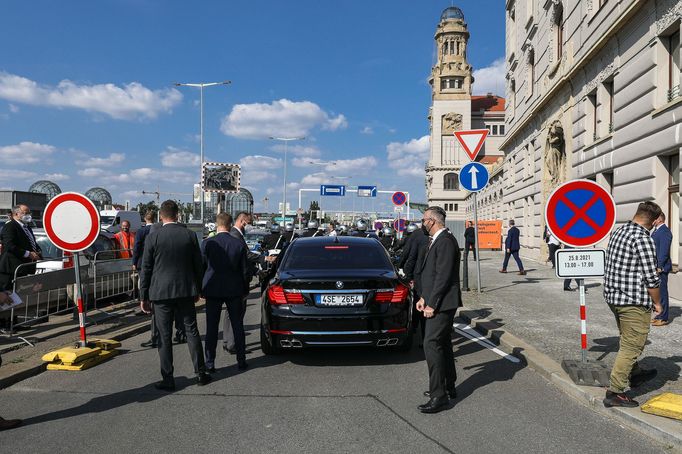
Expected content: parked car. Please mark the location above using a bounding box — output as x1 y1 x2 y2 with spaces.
260 236 412 355
33 229 118 272
100 210 142 234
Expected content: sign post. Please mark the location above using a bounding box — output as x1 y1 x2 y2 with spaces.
545 179 616 387
458 162 489 293
44 192 101 348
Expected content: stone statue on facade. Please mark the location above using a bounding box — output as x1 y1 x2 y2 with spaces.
545 120 565 188
442 113 463 135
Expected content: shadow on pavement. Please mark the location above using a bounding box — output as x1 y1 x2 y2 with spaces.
455 346 525 404
629 355 682 399
284 344 424 367
590 336 652 361
668 306 681 323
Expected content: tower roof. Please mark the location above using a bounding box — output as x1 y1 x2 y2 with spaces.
440 6 465 22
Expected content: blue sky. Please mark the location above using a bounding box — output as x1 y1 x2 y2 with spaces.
0 0 505 215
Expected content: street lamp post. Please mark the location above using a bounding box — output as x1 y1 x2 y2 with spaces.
270 136 305 224
175 80 231 224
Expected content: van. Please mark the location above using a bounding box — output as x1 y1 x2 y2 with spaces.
100 210 142 233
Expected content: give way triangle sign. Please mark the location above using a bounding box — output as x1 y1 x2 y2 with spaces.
454 129 489 161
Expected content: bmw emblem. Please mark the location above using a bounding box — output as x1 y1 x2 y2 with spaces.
336 281 344 289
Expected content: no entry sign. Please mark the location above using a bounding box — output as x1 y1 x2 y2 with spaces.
44 192 100 253
545 180 616 248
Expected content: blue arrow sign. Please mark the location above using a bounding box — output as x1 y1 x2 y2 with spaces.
320 185 346 196
357 185 377 197
459 162 489 192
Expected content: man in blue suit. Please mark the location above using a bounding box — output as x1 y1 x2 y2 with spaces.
202 212 250 371
500 220 526 275
651 212 673 326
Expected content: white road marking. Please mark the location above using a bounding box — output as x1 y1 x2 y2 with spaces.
453 323 521 364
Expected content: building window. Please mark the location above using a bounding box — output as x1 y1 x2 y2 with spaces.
604 80 614 133
444 173 459 191
556 10 564 61
440 77 463 90
668 30 680 102
492 125 499 135
500 124 506 135
587 90 597 141
669 155 680 266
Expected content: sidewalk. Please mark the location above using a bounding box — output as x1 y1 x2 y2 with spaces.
458 250 682 447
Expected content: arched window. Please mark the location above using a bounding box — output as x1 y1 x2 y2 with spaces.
444 173 459 190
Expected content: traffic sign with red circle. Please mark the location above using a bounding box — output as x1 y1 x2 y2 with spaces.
44 192 101 253
545 180 616 248
394 218 407 232
392 191 406 206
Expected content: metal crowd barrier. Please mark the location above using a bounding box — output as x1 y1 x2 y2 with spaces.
91 249 135 320
1 251 136 344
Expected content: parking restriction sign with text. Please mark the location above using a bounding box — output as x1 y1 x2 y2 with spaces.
545 179 616 248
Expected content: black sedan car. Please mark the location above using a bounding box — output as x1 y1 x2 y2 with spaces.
260 236 412 354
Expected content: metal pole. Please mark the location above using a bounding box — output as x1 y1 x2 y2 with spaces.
199 84 204 224
298 189 303 230
282 141 287 224
473 192 482 293
579 278 587 363
406 192 410 221
73 253 88 347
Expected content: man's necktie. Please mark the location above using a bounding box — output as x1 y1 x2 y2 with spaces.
22 224 38 252
428 236 433 249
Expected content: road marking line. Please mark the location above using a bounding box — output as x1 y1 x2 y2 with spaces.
453 323 521 364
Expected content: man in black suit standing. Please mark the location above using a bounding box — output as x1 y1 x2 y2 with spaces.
140 200 210 391
403 223 429 346
0 205 42 290
416 206 462 414
202 213 250 371
463 221 476 260
133 211 157 347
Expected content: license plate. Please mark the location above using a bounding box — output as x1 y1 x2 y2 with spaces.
316 294 364 306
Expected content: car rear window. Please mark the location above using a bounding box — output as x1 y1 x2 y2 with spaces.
281 242 392 270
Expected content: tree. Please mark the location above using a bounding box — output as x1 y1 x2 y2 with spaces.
136 201 158 220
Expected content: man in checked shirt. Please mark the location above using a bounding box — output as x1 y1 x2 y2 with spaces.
603 201 664 408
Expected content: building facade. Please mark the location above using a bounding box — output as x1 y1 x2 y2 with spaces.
498 0 682 294
426 6 505 221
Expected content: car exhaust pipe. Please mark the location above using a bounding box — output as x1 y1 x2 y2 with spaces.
376 339 388 347
280 340 292 348
290 339 303 348
387 338 398 346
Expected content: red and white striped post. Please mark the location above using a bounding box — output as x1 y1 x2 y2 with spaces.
578 278 587 363
73 253 87 347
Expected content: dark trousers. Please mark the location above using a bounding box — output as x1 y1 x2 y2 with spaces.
548 244 560 268
464 242 476 260
655 272 670 321
411 290 426 342
154 298 206 382
424 309 457 399
205 297 246 366
502 251 524 271
149 308 185 344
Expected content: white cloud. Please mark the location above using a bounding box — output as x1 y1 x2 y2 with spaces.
220 99 347 139
301 173 332 185
8 104 19 113
80 152 125 167
329 156 378 174
0 71 182 120
241 170 277 185
0 169 38 181
77 167 106 177
271 144 321 158
42 173 69 181
361 126 374 135
0 141 56 165
386 135 430 177
101 168 195 186
239 155 282 170
160 147 200 168
472 57 506 96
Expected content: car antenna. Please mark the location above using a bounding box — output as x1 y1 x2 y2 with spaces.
334 235 340 243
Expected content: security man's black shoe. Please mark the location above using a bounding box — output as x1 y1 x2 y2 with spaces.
423 389 457 400
418 396 450 413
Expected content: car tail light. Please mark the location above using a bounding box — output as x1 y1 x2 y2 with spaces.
267 285 305 305
63 251 74 269
375 283 409 304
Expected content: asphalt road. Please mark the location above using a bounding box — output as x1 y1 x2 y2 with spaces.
0 290 671 454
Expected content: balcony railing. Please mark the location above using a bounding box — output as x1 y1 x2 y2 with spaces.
668 84 681 103
608 122 614 134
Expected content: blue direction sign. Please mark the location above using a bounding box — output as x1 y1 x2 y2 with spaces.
320 185 346 196
357 185 377 197
459 162 489 192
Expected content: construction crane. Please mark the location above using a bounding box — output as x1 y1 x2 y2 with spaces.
140 188 194 222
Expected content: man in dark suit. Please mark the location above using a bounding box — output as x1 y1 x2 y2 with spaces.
416 206 462 414
0 205 42 290
202 213 250 371
140 200 210 391
652 212 673 326
464 221 476 260
500 219 526 275
133 211 157 346
403 224 429 345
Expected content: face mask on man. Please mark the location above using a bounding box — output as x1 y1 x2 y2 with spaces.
21 214 32 224
421 220 431 236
